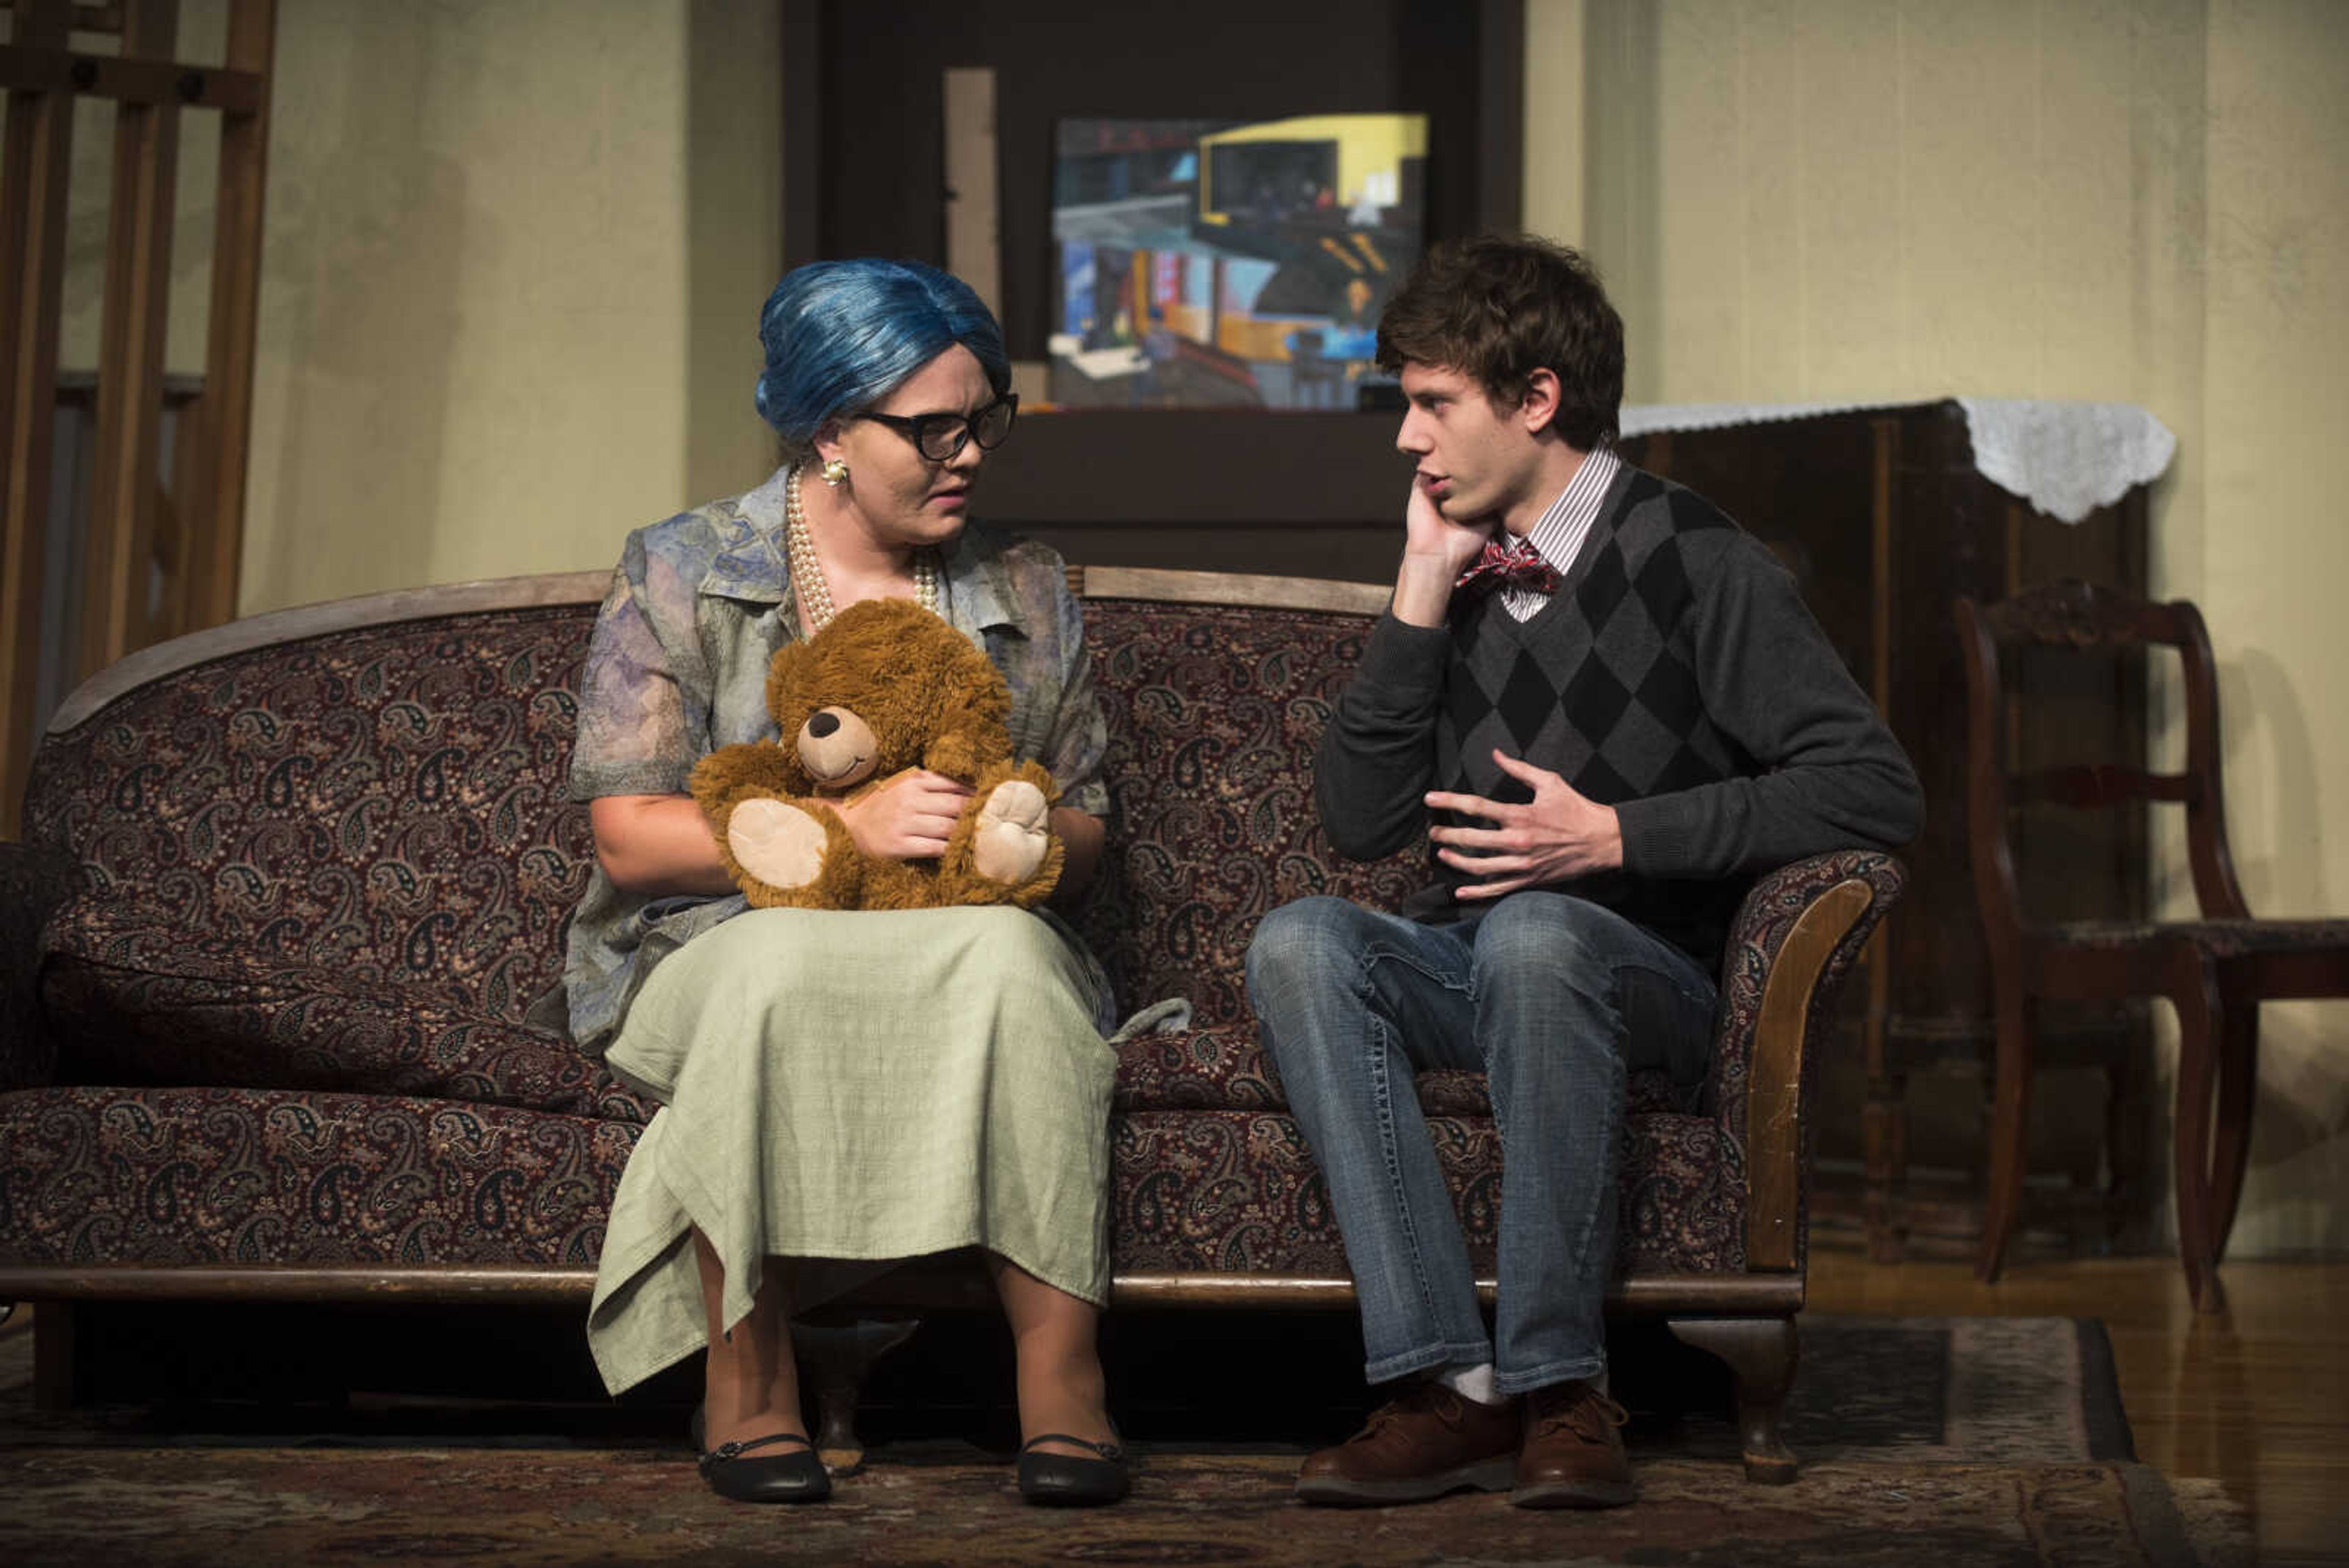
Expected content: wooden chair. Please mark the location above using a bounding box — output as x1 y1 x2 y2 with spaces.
1956 579 2349 1312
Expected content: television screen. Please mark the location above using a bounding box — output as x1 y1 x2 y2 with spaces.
1047 113 1428 411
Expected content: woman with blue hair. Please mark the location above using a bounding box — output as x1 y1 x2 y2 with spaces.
544 259 1126 1507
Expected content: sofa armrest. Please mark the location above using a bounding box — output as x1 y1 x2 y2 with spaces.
1709 850 1907 1271
0 840 84 1091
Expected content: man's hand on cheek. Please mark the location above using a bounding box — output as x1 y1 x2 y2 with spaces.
1393 480 1497 627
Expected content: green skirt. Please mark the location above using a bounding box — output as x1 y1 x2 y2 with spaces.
585 905 1118 1396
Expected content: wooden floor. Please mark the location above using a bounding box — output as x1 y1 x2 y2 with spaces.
1810 1245 2349 1563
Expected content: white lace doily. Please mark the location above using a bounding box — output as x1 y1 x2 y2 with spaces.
1619 398 2176 524
1952 398 2177 523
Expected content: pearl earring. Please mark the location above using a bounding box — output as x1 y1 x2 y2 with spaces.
822 457 849 487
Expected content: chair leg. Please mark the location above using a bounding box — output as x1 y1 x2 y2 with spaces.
1665 1315 1799 1485
2169 959 2226 1315
1976 987 2034 1284
2205 994 2262 1281
1863 1072 1909 1261
2102 1035 2150 1248
1863 992 1907 1262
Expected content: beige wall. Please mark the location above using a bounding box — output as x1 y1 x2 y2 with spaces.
2196 0 2349 1252
1532 0 2347 1253
64 0 786 615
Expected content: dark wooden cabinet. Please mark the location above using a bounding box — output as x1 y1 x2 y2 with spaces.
984 399 2155 1258
1618 405 2153 1257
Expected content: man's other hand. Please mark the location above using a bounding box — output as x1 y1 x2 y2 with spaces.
1423 749 1624 899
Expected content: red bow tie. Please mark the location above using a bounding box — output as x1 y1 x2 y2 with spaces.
1453 536 1560 598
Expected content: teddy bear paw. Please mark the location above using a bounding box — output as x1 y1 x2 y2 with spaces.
970 778 1053 886
727 797 830 890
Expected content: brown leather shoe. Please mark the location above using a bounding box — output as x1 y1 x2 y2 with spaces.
1512 1381 1635 1509
1294 1382 1520 1506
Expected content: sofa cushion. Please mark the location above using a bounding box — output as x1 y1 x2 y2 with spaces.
1109 1108 1738 1276
40 935 651 1124
0 1085 637 1269
1112 1025 1284 1111
2 1090 1734 1279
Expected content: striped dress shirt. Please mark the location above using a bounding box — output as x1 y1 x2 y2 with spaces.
1499 444 1622 622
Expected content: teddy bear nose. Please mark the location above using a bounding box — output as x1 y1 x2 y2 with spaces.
806 711 839 738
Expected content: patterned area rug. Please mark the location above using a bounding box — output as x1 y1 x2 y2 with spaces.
0 1310 2248 1566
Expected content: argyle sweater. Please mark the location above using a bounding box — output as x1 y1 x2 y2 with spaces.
1316 462 1922 968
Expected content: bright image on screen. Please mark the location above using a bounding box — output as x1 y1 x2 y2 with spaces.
1048 113 1428 411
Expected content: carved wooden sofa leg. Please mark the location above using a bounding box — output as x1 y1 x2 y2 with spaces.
1665 1315 1799 1484
793 1317 919 1476
28 1301 76 1413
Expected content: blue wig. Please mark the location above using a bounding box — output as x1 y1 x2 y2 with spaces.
754 259 1011 452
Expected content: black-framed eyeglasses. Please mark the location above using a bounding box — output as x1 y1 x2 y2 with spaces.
853 393 1019 463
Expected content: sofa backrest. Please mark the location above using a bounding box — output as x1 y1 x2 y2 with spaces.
24 568 1422 1030
24 590 605 1019
1071 579 1425 1028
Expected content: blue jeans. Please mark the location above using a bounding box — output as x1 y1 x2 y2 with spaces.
1245 892 1717 1393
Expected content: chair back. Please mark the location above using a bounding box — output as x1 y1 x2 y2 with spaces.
1955 578 2247 949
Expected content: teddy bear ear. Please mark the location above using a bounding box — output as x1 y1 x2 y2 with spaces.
765 640 815 727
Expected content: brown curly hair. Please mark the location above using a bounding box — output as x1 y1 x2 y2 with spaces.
1375 235 1625 450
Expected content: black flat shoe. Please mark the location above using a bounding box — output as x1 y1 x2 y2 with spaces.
1016 1432 1130 1507
698 1430 831 1504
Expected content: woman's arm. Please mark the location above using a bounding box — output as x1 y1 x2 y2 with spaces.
1026 559 1111 910
1049 806 1105 906
574 541 730 901
589 794 737 897
596 777 1067 899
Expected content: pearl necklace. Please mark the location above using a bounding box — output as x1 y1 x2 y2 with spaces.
784 463 939 632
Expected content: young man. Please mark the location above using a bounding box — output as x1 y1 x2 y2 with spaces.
1245 236 1921 1509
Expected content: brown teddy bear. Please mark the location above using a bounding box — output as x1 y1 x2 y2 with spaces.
688 598 1064 910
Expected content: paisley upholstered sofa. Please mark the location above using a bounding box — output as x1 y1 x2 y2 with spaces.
0 567 1901 1481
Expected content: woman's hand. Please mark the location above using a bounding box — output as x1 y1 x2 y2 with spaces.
838 769 974 861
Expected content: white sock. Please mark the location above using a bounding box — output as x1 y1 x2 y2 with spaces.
1435 1361 1505 1406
